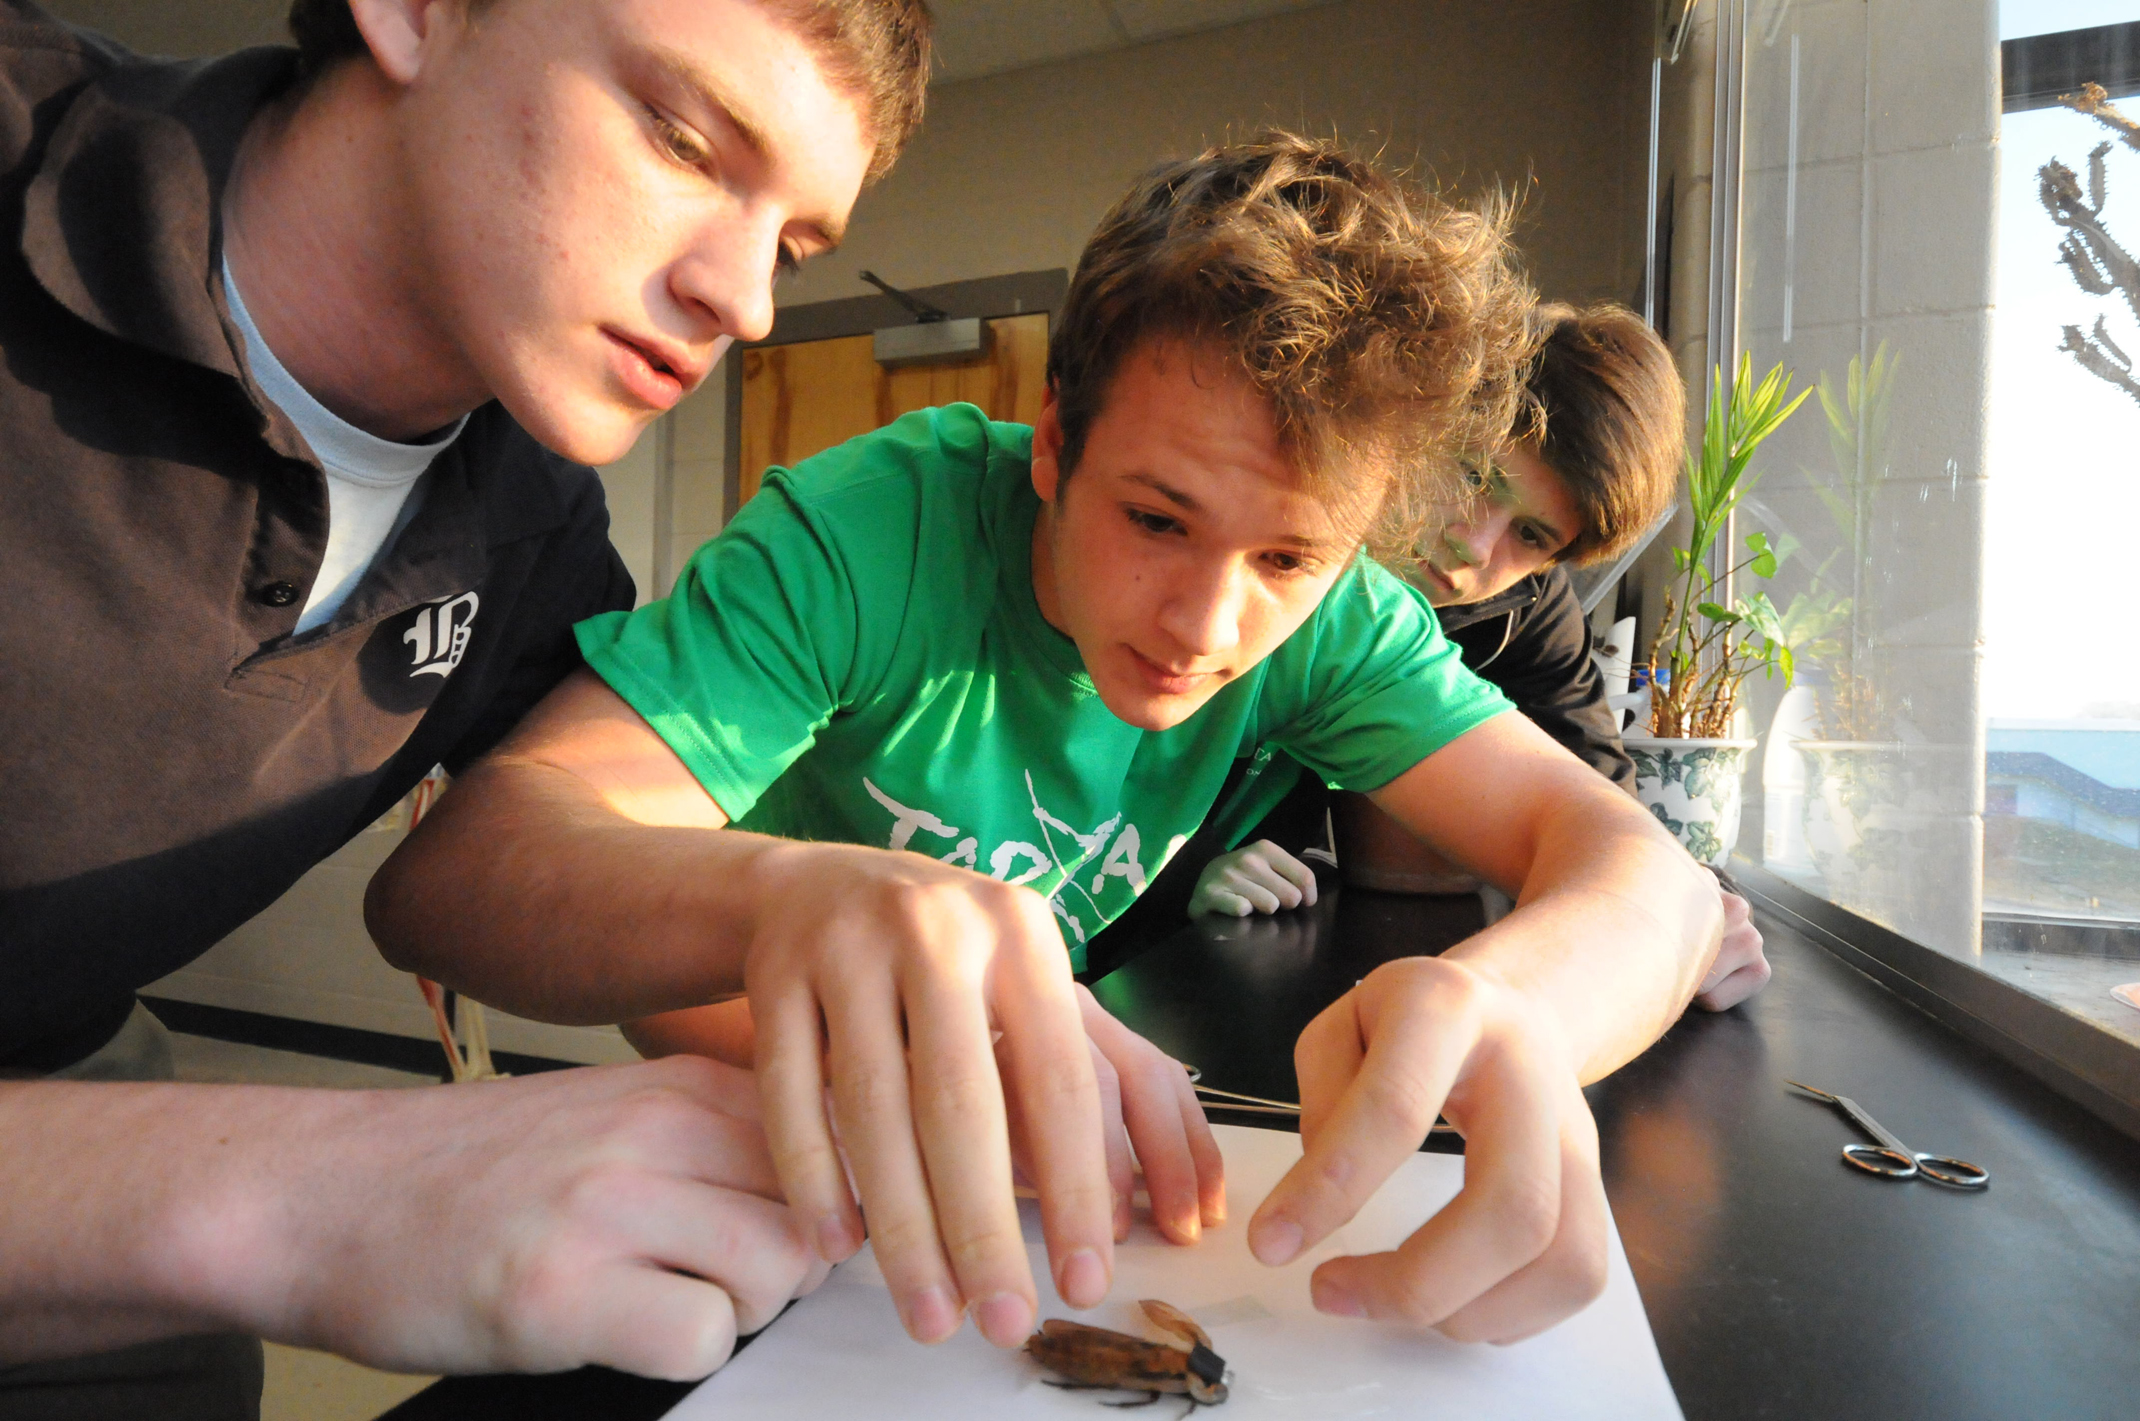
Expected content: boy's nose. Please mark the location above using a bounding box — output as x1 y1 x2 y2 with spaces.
1161 562 1249 659
1444 525 1488 567
1446 508 1512 568
671 221 780 346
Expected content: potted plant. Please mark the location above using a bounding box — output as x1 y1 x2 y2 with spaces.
1625 354 1810 866
1774 344 1910 902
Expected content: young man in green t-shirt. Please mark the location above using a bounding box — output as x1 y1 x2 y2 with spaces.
370 135 1726 1356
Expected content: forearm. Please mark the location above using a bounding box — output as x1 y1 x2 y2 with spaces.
368 755 800 1023
0 1082 349 1361
623 999 758 1069
1446 795 1718 1082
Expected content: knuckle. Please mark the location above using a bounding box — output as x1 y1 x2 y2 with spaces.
1494 1174 1563 1263
489 1247 582 1366
866 1210 943 1265
838 1060 909 1119
606 1088 703 1149
563 1159 654 1217
1555 1232 1611 1308
1351 1068 1444 1140
1036 1048 1098 1103
768 1132 844 1192
915 1063 1001 1122
941 1218 1026 1276
1380 1264 1453 1329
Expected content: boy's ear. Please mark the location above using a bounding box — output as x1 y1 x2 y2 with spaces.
348 0 463 86
1030 386 1065 505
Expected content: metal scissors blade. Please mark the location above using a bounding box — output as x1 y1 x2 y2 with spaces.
1185 1069 1459 1133
1785 1081 1989 1189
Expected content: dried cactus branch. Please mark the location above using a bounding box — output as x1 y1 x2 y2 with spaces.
2040 93 2140 405
2059 316 2140 407
2060 81 2140 153
2040 153 2140 325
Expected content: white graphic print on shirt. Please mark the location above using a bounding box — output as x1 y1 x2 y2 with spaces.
404 592 479 679
862 773 1189 946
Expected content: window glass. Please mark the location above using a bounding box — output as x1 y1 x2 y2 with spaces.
1732 0 2140 1049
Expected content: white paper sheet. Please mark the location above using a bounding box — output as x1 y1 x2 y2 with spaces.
666 1124 1681 1420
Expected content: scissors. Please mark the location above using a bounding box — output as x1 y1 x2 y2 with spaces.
1786 1081 1989 1189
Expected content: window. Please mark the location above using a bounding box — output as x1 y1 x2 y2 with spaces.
1717 0 2140 1070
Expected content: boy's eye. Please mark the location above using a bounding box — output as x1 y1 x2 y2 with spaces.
1264 550 1308 575
1461 465 1490 491
774 244 803 279
1127 509 1181 536
646 106 709 167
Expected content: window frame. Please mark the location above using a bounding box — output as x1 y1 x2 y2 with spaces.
1710 10 2140 1142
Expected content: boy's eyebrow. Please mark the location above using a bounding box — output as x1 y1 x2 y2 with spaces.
647 44 848 250
1530 515 1571 547
1124 472 1203 512
1123 473 1330 550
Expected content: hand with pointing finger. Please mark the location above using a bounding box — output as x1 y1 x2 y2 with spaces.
744 841 1222 1355
1247 956 1610 1343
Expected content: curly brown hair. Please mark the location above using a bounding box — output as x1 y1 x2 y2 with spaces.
1518 302 1684 565
1047 131 1538 560
285 0 932 181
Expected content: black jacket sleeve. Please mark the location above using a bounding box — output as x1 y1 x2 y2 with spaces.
1445 567 1636 793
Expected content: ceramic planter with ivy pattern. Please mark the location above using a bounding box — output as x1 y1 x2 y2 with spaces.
1621 735 1759 867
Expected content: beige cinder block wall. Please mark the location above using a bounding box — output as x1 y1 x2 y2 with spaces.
38 0 287 54
783 0 1654 309
667 0 1659 573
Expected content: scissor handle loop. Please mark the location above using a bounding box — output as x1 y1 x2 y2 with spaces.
1912 1154 1991 1190
1840 1143 1918 1179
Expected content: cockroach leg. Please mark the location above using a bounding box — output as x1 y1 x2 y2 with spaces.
1099 1394 1161 1409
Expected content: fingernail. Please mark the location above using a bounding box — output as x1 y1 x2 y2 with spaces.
1057 1246 1107 1308
816 1213 859 1261
1312 1278 1367 1318
1251 1218 1303 1265
901 1283 962 1343
1170 1211 1201 1244
973 1290 1034 1347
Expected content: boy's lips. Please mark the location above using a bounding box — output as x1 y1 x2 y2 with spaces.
603 329 707 410
1421 563 1462 597
1125 646 1219 696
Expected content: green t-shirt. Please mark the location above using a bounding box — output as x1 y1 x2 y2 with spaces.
576 404 1509 968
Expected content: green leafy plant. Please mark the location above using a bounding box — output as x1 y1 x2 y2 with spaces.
1776 341 1898 740
1645 353 1812 738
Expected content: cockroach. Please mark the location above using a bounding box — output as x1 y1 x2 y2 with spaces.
1024 1298 1228 1414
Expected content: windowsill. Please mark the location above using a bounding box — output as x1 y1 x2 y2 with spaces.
1733 858 2140 1143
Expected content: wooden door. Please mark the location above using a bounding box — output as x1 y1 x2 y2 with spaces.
738 311 1049 506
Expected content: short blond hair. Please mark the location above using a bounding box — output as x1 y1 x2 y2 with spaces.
287 0 932 181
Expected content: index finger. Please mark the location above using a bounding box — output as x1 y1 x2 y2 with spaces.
1247 969 1471 1265
987 897 1117 1313
1305 1039 1564 1327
